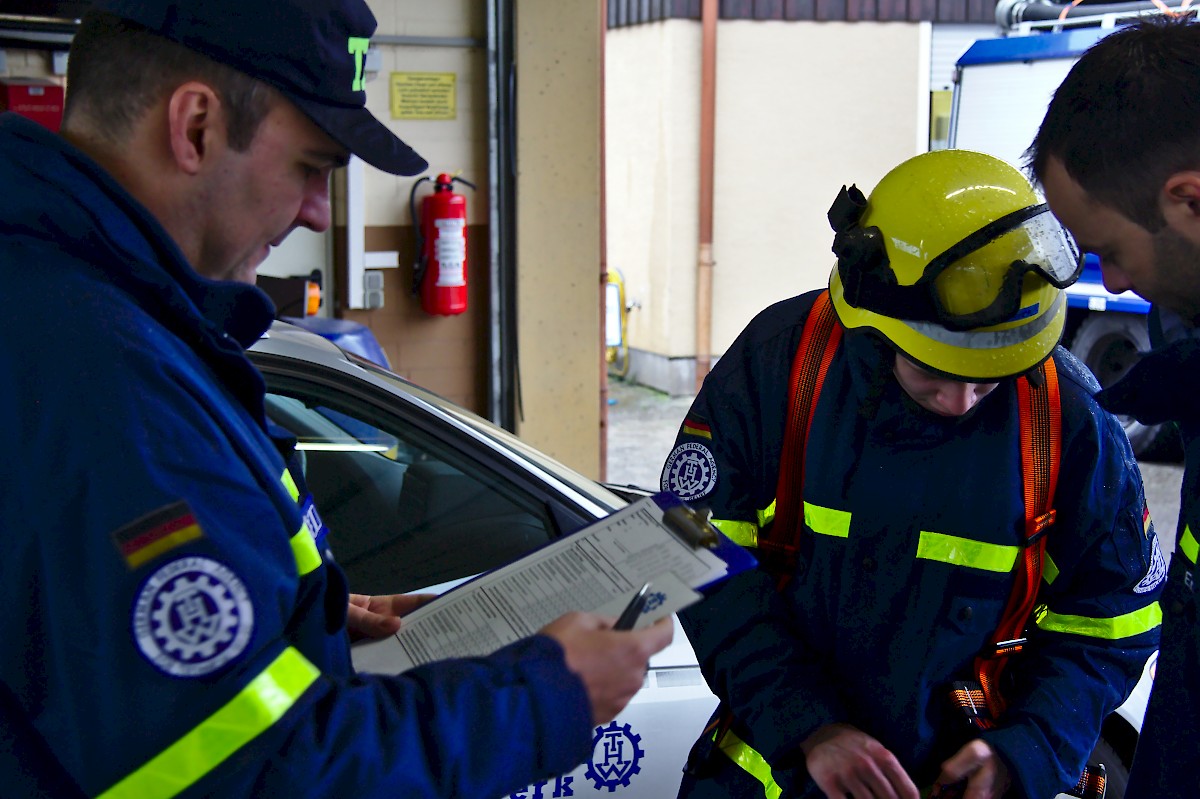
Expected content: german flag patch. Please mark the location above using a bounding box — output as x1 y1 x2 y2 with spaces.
112 500 204 569
681 415 712 440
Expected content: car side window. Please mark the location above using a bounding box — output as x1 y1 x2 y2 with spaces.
264 391 557 595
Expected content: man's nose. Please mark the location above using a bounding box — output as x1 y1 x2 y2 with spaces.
297 181 332 233
1099 260 1134 295
938 383 981 416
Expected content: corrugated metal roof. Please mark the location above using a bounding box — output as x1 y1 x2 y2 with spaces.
608 0 1000 28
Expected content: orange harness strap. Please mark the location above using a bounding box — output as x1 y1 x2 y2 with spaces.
760 290 842 586
974 357 1062 721
766 292 1062 716
710 296 1080 793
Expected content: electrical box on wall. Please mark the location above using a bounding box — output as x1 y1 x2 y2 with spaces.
0 78 64 131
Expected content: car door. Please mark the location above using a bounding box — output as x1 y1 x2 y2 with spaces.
253 348 718 799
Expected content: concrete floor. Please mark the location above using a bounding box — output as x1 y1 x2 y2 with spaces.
604 378 693 494
605 377 1185 552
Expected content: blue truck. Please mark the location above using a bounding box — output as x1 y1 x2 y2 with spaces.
949 13 1173 457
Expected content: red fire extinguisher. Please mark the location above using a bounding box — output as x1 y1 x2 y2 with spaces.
410 173 476 315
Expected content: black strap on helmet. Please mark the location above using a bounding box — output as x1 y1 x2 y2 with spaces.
829 184 941 323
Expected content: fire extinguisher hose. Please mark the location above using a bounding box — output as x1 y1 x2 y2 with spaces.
409 176 432 294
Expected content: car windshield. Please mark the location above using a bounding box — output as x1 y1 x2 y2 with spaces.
346 352 627 511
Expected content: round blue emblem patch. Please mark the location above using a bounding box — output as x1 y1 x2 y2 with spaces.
585 720 644 791
662 442 718 500
132 556 254 677
1134 533 1167 595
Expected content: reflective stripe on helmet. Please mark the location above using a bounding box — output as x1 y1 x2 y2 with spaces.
830 267 1066 382
903 290 1064 351
916 531 1019 573
98 647 321 799
1034 601 1163 641
715 728 782 799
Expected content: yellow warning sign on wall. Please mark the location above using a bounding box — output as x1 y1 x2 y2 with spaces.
390 72 457 120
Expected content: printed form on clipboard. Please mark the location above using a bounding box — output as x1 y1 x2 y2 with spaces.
363 492 756 673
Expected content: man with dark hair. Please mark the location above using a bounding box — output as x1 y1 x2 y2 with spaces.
0 2 671 797
1029 15 1200 799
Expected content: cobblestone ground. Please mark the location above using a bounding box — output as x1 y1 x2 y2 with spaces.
604 378 694 493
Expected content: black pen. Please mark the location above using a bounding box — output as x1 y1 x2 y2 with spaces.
614 582 651 631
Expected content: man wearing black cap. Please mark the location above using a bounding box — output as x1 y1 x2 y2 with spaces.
0 1 671 797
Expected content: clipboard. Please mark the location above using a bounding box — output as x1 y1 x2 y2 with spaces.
352 492 756 674
657 493 757 591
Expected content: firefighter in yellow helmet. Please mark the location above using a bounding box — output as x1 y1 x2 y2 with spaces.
661 149 1164 799
829 148 1082 381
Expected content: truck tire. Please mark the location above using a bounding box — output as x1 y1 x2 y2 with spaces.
1068 313 1178 459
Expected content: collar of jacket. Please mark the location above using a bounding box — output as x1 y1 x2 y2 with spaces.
1098 335 1200 428
0 112 275 352
0 112 276 428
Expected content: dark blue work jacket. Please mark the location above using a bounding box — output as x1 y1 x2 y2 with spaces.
0 112 590 799
664 290 1163 799
1100 313 1200 799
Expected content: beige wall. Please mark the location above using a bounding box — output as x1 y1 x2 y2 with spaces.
0 47 57 80
513 0 605 476
607 19 926 366
301 0 496 418
606 21 702 361
361 0 488 228
266 0 488 280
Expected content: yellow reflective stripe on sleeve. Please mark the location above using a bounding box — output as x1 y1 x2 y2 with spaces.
716 728 782 799
98 647 321 799
279 468 320 576
804 502 851 538
712 519 758 548
280 468 300 501
1180 525 1198 565
1036 601 1163 641
916 531 1018 573
290 525 322 576
757 500 776 529
1042 551 1060 585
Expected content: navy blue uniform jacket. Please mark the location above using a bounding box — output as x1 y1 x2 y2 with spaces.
662 290 1163 798
1098 318 1200 799
0 113 591 799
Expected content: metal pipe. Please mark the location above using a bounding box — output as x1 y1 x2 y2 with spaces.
695 0 717 393
486 0 519 431
487 0 503 426
599 0 611 482
997 0 1194 29
371 34 485 48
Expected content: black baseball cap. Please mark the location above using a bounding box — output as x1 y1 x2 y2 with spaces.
90 0 428 176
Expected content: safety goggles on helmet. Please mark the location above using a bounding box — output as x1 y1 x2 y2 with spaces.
830 185 1083 332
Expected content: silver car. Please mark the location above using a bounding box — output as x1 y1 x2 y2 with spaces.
249 321 1153 799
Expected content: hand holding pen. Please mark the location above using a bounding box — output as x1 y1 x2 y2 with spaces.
614 582 652 631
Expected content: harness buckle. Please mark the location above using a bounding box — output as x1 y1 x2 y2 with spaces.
1025 509 1056 545
988 637 1028 658
947 680 994 731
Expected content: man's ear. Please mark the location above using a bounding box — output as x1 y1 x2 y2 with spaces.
166 82 223 176
1161 171 1200 235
